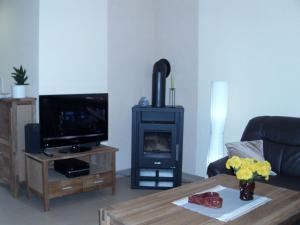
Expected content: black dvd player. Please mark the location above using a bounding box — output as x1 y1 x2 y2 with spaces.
54 158 90 178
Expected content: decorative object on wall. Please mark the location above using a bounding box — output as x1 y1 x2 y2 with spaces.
207 81 229 166
151 59 171 107
169 74 175 107
11 65 29 98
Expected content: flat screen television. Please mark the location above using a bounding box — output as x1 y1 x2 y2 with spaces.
39 93 108 151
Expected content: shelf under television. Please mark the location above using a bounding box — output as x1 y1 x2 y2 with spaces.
48 166 112 182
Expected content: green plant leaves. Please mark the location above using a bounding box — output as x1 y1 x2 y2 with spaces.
11 65 29 85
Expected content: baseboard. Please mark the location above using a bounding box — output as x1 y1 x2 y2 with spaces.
182 172 203 183
116 169 203 182
116 169 131 178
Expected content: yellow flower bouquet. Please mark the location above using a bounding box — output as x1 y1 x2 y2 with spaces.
226 156 272 200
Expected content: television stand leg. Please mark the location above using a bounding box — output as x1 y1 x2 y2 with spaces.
43 197 50 212
42 161 50 211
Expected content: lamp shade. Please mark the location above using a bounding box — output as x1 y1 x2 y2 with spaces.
207 81 229 165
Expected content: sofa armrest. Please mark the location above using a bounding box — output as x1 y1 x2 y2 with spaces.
207 156 234 177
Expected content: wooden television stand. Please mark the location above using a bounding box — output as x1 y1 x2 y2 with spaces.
25 145 117 211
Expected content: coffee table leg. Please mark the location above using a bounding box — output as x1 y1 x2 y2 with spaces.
100 208 111 225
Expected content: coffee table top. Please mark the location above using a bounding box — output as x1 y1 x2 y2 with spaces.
100 174 300 225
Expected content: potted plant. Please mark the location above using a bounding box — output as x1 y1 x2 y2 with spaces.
11 65 29 98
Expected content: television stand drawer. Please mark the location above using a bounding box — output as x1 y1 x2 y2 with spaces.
84 172 112 191
49 179 83 199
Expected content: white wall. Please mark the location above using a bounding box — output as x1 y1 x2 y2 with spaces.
155 0 199 174
107 0 200 173
0 0 39 97
39 0 108 94
107 0 157 170
196 0 300 176
4 0 298 178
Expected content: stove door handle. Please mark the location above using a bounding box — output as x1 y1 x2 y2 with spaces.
176 144 179 161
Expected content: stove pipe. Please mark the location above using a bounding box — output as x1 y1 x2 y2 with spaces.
151 59 171 107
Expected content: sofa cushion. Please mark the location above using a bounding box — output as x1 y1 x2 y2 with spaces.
281 146 300 177
263 140 284 174
261 140 300 177
226 140 277 176
225 140 264 161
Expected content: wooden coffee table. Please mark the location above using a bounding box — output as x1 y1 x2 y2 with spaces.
99 174 300 225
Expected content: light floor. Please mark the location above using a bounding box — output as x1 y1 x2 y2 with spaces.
0 175 201 225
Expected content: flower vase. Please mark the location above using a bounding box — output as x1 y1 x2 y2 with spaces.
239 181 255 201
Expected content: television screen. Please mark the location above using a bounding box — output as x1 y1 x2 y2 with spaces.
39 93 108 149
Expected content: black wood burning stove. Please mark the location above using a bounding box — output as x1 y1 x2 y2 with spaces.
131 106 184 189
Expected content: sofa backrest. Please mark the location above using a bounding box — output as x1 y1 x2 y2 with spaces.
241 116 300 176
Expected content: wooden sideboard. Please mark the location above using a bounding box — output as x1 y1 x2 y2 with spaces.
0 98 36 197
26 145 117 211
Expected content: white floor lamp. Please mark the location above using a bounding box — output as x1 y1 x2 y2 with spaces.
207 81 229 166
